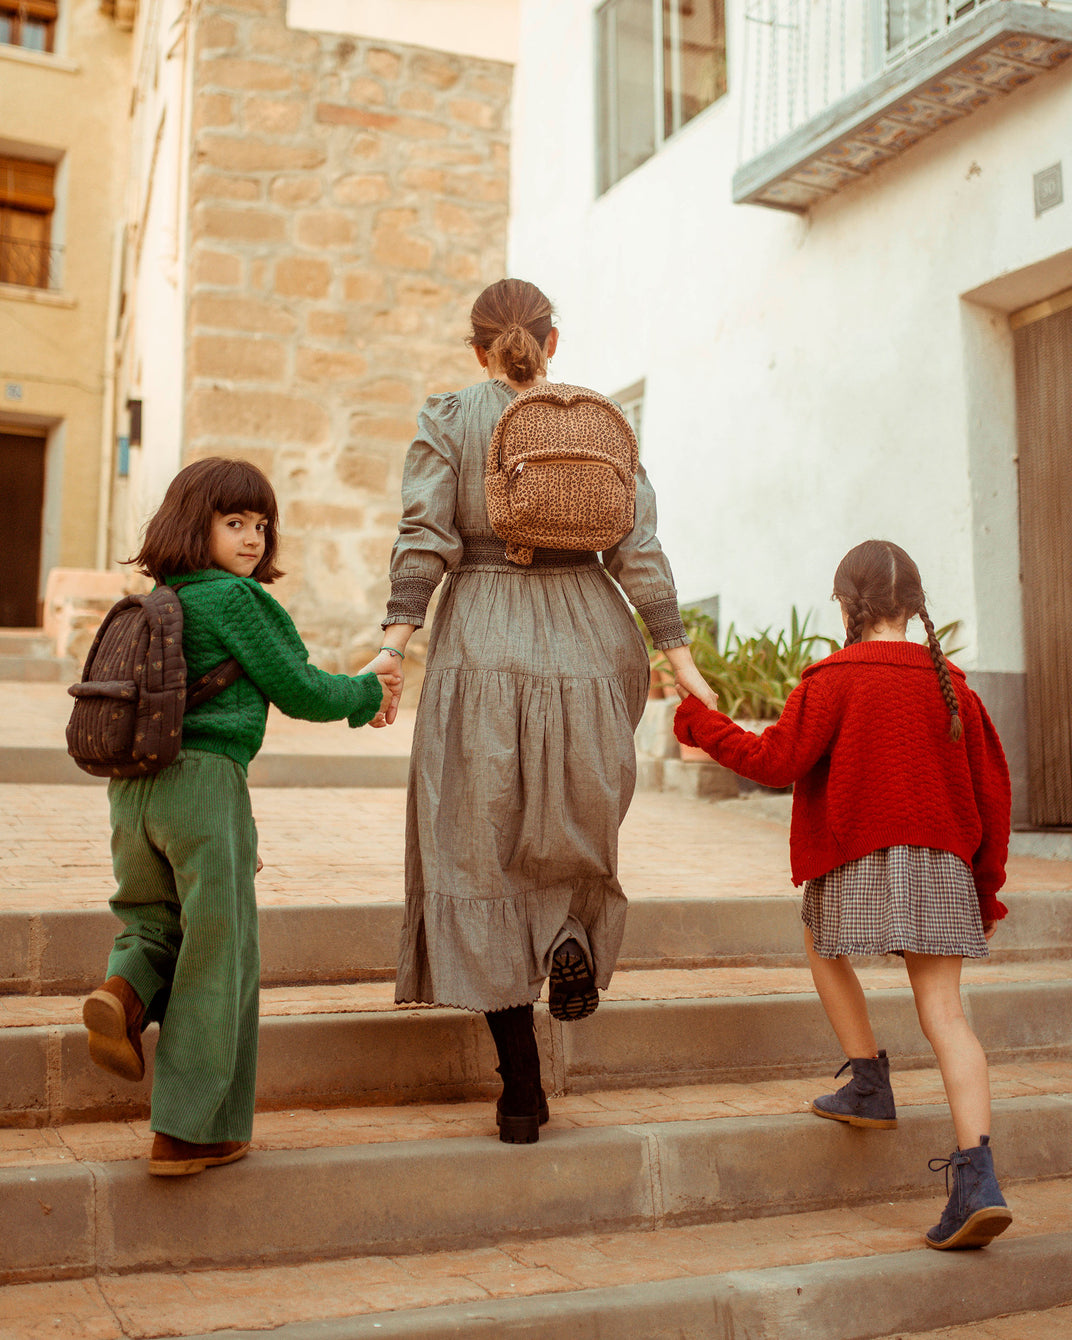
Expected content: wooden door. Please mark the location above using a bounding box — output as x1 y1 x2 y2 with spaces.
0 431 46 627
1012 298 1072 827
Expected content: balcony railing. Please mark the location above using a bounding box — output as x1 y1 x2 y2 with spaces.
735 0 1072 210
0 236 63 290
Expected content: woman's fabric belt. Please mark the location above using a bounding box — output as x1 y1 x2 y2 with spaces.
459 537 599 569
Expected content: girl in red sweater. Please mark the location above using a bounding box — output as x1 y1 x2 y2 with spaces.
675 540 1013 1251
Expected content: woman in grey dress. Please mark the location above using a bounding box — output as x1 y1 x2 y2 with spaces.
366 279 715 1142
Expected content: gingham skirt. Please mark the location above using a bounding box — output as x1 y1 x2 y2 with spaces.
801 846 990 959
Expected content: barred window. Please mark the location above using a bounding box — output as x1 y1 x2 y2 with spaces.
0 156 56 290
597 0 727 194
0 1 58 53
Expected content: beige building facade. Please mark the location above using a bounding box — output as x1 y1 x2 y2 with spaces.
109 0 514 673
0 0 132 627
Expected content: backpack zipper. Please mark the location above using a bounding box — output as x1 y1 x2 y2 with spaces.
511 458 618 478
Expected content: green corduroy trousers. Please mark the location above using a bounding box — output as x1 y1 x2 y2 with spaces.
106 750 259 1144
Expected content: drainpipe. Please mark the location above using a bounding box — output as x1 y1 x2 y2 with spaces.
95 221 125 570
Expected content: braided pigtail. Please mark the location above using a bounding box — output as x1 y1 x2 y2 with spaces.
920 605 963 741
841 595 866 647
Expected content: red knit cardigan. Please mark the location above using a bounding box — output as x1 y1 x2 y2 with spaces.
674 641 1011 922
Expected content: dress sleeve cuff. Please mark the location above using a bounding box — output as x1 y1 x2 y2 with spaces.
383 574 437 629
637 596 687 650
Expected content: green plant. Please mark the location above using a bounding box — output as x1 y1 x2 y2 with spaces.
639 608 965 718
683 606 839 720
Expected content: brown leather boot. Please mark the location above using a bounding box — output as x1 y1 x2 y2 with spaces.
149 1133 250 1176
82 976 147 1082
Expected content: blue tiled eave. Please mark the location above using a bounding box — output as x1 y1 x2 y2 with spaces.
733 2 1072 213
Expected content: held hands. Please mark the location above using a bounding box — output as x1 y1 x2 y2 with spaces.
360 648 405 727
982 919 998 940
376 671 401 715
662 646 719 711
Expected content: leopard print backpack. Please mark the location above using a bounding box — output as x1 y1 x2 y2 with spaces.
485 382 638 566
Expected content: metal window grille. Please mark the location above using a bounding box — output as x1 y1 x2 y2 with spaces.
0 234 62 288
739 0 1072 162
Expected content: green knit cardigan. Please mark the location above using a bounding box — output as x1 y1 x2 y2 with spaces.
164 569 382 770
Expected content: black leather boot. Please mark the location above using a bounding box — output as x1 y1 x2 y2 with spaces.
484 1004 547 1144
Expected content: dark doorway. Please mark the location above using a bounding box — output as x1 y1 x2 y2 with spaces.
0 430 46 626
1013 298 1072 826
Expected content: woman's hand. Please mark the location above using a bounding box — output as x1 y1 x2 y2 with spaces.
360 648 406 726
662 645 719 710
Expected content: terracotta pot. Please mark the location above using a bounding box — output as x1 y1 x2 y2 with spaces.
648 665 674 699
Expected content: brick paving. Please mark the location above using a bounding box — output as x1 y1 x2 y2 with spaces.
4 782 1071 914
2 1059 1069 1169
0 1176 1067 1340
3 682 1071 913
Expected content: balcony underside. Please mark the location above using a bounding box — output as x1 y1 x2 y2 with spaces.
733 2 1072 213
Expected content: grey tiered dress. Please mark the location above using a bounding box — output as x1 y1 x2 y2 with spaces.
386 379 687 1013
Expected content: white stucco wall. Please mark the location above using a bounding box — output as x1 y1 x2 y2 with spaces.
286 0 518 63
111 0 192 559
509 0 1072 673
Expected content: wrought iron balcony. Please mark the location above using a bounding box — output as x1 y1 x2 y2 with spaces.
0 236 63 291
734 0 1072 211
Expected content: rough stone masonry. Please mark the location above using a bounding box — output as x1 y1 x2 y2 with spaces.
185 0 511 675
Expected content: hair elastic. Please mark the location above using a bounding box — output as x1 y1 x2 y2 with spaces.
379 646 405 660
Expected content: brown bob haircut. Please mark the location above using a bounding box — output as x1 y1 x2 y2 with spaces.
129 457 283 584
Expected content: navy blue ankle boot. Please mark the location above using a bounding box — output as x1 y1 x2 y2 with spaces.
925 1135 1012 1249
811 1050 897 1128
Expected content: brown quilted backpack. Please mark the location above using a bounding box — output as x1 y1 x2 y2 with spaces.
66 585 241 778
485 382 638 566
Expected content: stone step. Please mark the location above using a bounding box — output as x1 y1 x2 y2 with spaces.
0 628 55 658
1 1180 1069 1340
4 891 1072 996
2 1090 1070 1285
0 657 78 684
0 745 410 786
2 1180 1068 1340
7 1059 1068 1164
4 976 1070 1126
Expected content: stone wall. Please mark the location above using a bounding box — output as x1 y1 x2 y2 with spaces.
186 0 511 674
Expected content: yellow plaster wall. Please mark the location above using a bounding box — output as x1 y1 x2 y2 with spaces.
0 0 132 571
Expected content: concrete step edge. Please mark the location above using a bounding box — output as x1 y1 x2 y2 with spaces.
5 982 1071 1126
5 895 1071 995
0 746 409 787
3 1097 1070 1284
166 1230 1072 1340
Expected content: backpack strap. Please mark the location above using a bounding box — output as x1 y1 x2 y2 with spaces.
169 581 244 713
185 657 244 712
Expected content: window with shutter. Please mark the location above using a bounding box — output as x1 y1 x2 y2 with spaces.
0 156 57 289
0 0 58 53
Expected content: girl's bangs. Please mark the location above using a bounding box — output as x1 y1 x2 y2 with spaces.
209 462 277 521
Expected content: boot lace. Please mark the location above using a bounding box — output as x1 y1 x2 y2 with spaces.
928 1150 970 1194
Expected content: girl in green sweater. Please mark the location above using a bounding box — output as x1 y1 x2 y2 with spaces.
82 458 397 1176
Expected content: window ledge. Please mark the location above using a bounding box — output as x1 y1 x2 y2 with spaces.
733 2 1072 213
0 283 76 308
0 43 80 74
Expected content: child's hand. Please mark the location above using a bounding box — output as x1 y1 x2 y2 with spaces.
376 672 399 714
982 919 997 939
360 649 406 726
256 852 263 874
